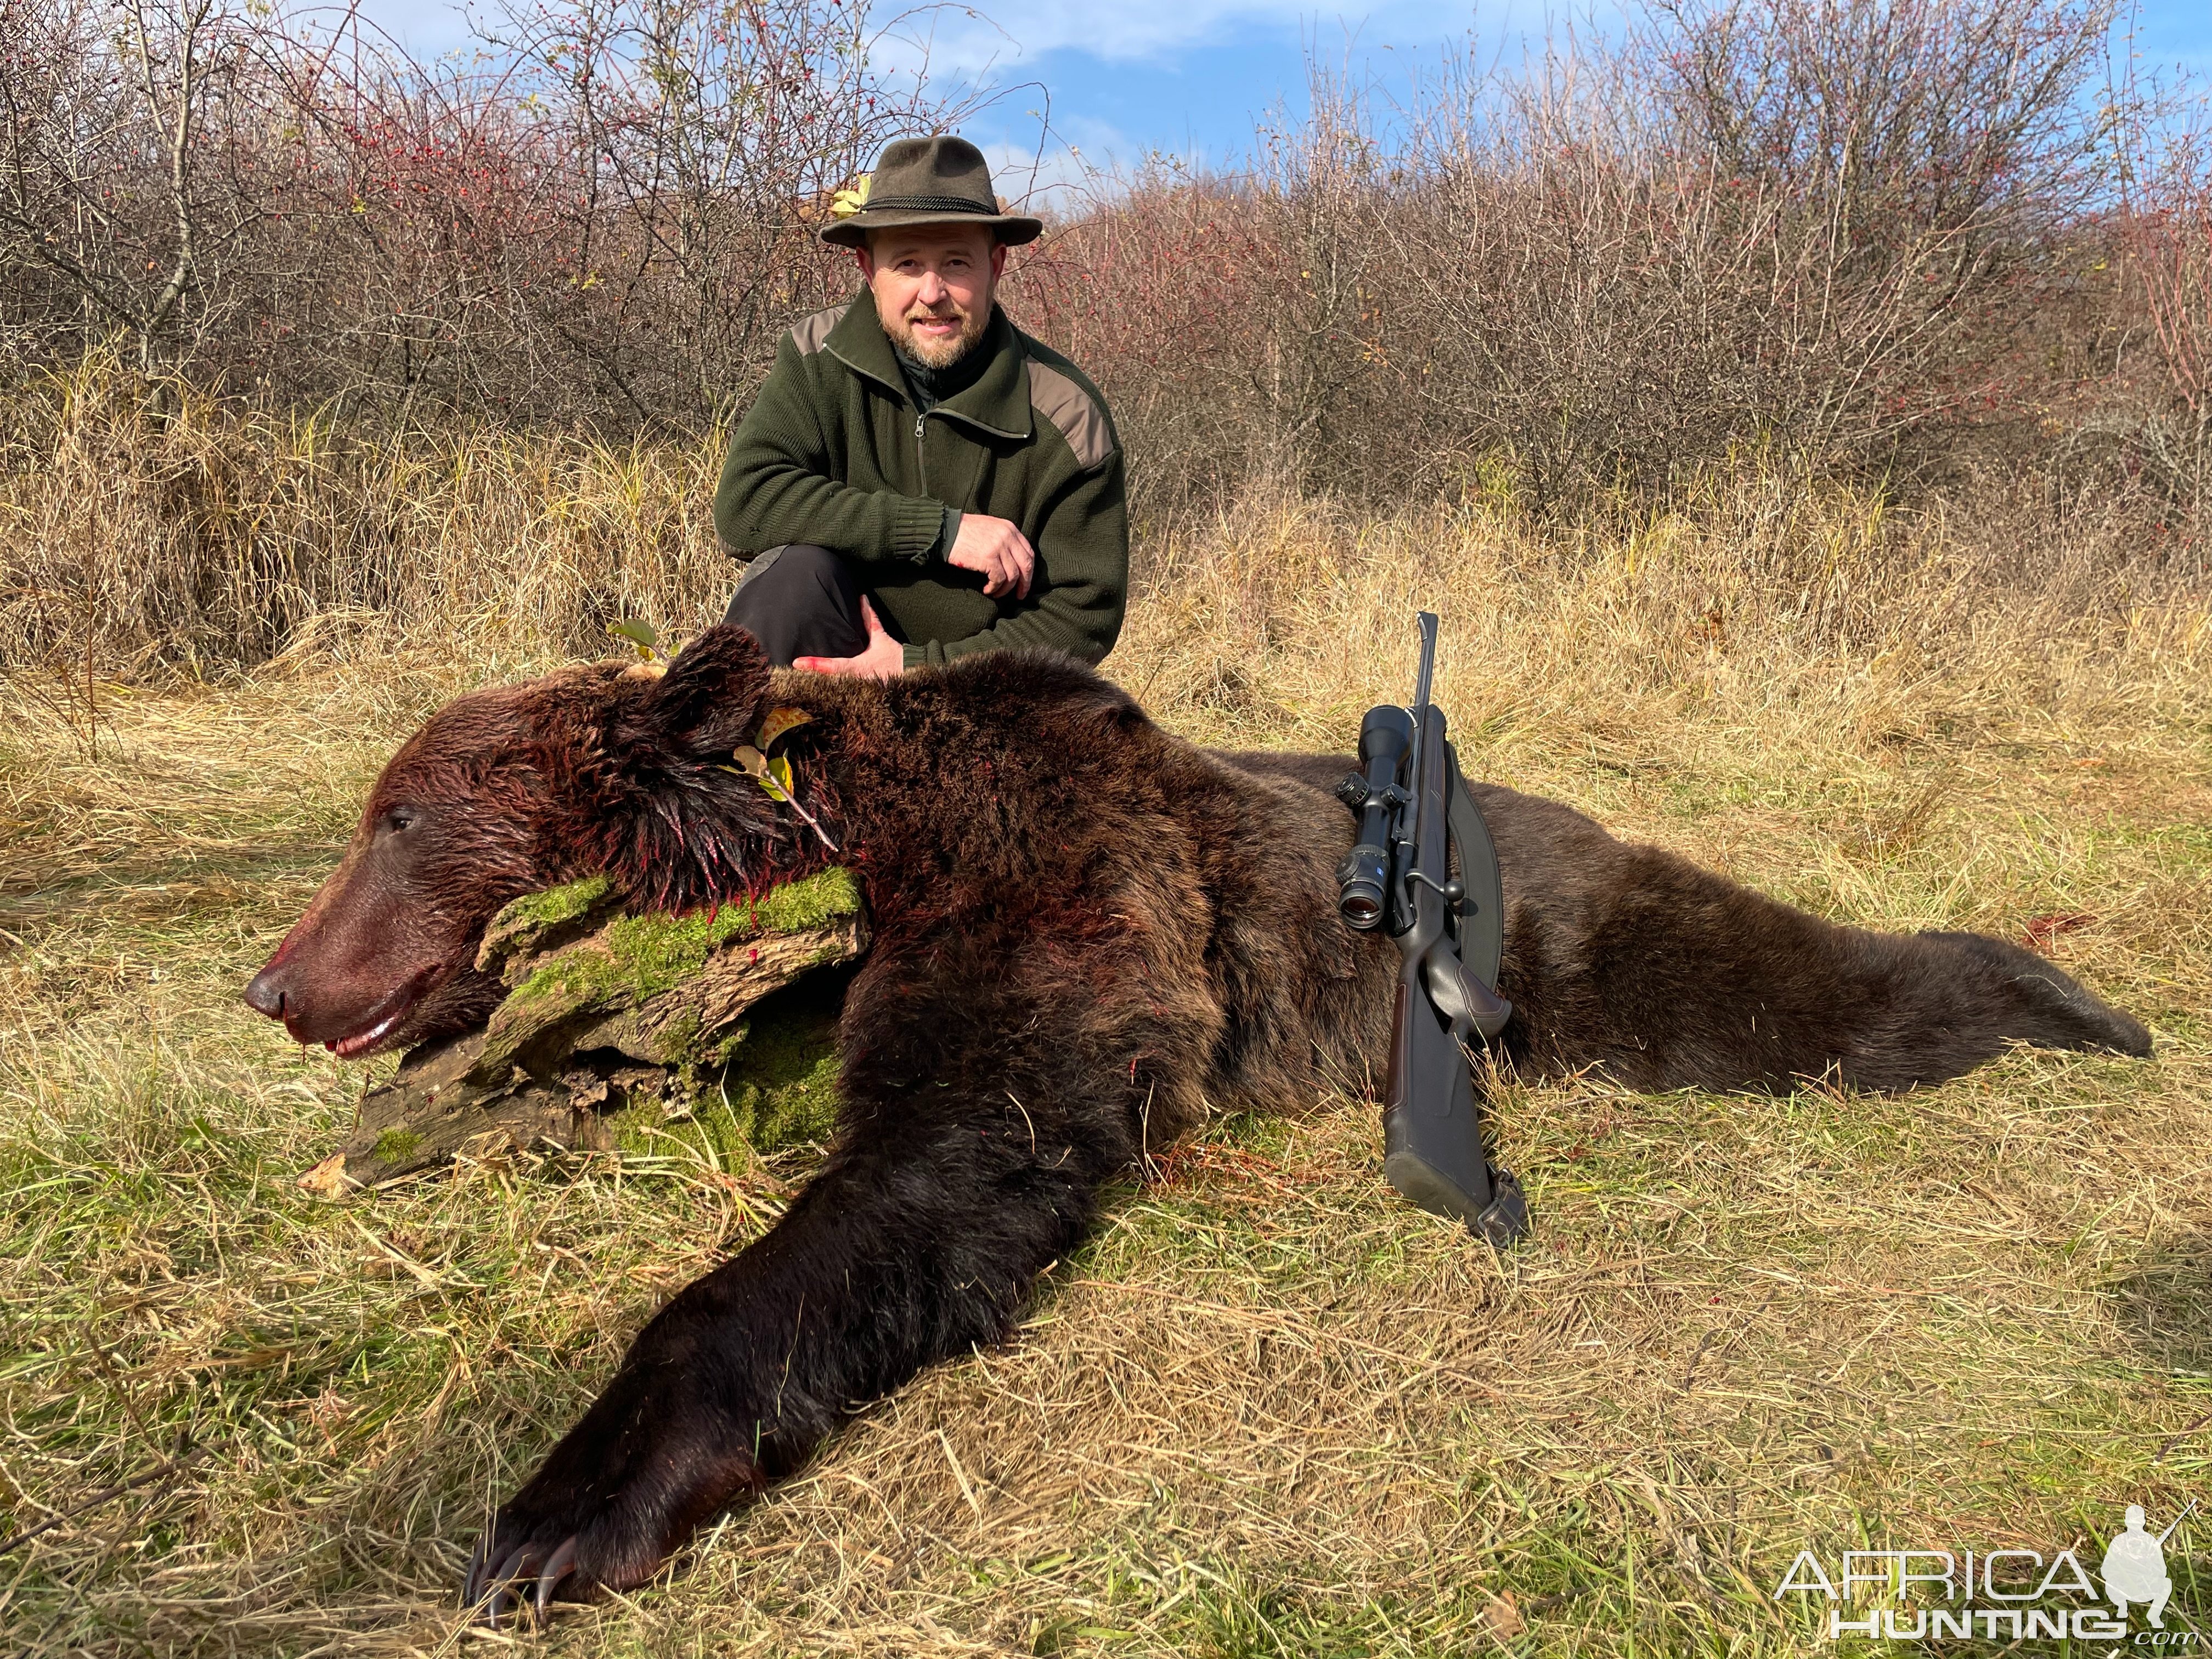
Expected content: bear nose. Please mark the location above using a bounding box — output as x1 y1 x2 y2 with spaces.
244 963 292 1022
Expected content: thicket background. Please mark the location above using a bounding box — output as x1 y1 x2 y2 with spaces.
3 0 2210 680
5 5 2212 1653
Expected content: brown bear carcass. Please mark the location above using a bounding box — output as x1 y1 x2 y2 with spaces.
243 627 2150 1621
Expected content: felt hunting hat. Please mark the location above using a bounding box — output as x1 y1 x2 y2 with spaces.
821 135 1043 248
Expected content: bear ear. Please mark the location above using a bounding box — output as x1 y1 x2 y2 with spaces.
618 624 773 763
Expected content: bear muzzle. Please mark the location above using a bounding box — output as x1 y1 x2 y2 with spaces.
244 952 437 1057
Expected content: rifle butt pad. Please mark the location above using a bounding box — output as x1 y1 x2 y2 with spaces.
1383 1146 1531 1247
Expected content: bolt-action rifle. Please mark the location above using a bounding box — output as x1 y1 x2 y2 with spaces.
1334 613 1530 1246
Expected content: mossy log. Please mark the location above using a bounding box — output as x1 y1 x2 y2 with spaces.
302 870 865 1192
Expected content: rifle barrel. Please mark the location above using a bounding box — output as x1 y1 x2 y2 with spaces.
1411 611 1439 726
2157 1498 2200 1545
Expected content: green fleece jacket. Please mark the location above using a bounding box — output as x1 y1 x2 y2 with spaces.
713 291 1128 669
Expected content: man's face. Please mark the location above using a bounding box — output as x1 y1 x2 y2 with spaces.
857 225 1006 369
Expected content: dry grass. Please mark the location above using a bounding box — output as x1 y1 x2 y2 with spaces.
2 470 2210 1656
0 359 733 674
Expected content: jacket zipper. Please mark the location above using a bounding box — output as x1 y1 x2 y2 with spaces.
913 411 927 489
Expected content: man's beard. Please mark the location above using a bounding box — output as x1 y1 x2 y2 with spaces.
887 299 989 371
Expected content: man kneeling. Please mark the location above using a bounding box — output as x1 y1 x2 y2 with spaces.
714 135 1128 678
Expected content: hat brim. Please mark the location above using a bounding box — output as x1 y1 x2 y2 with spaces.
821 208 1043 249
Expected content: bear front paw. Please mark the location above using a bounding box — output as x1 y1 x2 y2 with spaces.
462 1365 766 1626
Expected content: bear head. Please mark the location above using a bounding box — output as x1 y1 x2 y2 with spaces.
243 626 811 1057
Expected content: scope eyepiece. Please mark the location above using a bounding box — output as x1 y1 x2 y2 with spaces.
1341 704 1414 933
1336 844 1390 930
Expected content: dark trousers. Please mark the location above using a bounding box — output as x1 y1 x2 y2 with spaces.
722 544 899 667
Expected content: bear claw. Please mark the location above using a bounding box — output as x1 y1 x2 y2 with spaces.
535 1537 581 1620
465 1534 582 1627
463 1535 490 1610
487 1542 546 1627
491 1548 541 1628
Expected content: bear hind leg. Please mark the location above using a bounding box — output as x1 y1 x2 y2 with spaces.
1917 929 2151 1059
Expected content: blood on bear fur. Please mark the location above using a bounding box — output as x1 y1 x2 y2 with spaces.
242 625 2151 1620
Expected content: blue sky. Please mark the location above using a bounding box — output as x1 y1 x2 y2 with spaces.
351 0 2212 195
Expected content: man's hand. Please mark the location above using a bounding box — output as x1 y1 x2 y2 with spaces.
946 513 1035 599
794 598 904 681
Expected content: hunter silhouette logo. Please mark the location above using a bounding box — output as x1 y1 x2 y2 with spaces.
1772 1500 2200 1643
2106 1502 2198 1628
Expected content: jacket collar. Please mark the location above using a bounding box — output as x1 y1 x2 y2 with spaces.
826 289 1031 442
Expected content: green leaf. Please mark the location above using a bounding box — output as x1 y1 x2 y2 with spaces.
607 618 661 660
733 744 802 808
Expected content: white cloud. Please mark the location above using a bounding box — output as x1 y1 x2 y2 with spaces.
341 0 476 55
887 0 1272 70
339 0 1511 87
345 0 1323 68
972 113 1157 212
878 0 1481 74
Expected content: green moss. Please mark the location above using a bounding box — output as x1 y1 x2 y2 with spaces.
498 874 613 930
480 874 621 976
649 1009 704 1067
501 868 861 1025
710 973 847 1152
578 968 849 1166
695 1096 766 1164
605 1102 669 1158
748 866 862 935
372 1127 422 1166
736 1047 843 1152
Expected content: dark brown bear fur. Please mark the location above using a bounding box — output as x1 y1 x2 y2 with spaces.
244 627 2150 1618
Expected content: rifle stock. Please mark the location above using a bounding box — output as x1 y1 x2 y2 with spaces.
1384 969 1519 1238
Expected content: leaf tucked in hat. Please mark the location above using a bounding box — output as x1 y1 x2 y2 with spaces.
818 136 1042 248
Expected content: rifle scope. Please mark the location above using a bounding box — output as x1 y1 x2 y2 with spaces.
1336 704 1416 930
